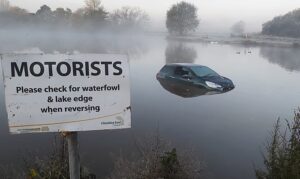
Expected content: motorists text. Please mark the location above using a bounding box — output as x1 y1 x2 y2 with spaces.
10 61 123 77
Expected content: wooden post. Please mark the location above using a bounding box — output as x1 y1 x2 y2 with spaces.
66 132 80 179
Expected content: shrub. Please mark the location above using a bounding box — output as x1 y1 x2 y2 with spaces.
255 109 300 179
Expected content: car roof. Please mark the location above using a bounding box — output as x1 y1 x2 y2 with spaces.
165 63 205 68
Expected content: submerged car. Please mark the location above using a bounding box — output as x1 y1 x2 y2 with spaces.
156 63 235 92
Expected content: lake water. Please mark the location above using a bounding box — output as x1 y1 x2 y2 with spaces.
0 33 300 179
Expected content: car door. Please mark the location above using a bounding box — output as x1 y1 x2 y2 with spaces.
173 66 194 85
180 67 194 84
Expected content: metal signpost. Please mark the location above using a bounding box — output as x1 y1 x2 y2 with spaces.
1 54 131 179
66 132 80 179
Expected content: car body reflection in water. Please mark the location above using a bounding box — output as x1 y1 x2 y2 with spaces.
156 63 235 97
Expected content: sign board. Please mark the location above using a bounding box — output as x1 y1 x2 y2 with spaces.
1 54 131 134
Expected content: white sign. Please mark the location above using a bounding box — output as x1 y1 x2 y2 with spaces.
1 54 131 134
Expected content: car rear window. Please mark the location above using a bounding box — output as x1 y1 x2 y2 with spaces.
161 65 174 74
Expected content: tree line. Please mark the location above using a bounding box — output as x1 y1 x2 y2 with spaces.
1 0 300 39
0 0 201 35
0 0 149 32
262 8 300 38
165 2 300 38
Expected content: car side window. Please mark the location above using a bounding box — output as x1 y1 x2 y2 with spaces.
174 67 183 76
182 67 192 76
174 67 192 76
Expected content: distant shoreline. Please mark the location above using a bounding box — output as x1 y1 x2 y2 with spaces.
166 34 300 48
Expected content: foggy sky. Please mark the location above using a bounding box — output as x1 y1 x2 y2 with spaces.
9 0 300 33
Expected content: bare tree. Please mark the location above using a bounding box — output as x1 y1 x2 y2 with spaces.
85 0 101 11
83 0 107 22
110 6 149 29
0 0 9 11
8 6 27 14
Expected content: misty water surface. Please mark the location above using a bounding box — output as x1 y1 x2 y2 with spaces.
0 32 300 179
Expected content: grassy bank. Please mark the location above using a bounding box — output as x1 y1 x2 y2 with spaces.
166 34 300 48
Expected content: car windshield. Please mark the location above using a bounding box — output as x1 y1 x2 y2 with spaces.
190 66 219 77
